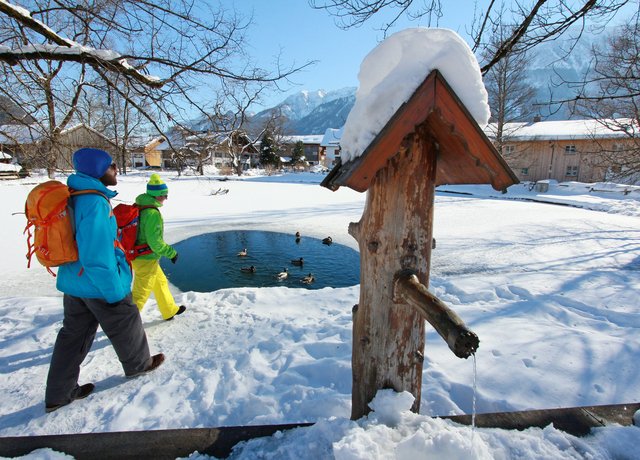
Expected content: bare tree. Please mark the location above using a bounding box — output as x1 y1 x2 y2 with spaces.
309 0 632 74
309 0 444 31
77 77 153 175
484 43 540 178
0 58 87 175
177 79 293 176
0 0 308 175
217 80 263 176
482 17 539 178
168 79 264 176
484 25 537 126
571 17 640 182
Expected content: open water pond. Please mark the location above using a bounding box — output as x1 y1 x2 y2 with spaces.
160 230 360 292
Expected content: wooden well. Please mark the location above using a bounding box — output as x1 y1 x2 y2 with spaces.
322 69 518 419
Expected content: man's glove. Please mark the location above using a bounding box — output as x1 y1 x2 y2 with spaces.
171 253 179 264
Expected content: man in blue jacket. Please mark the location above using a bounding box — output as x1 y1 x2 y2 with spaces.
45 148 164 413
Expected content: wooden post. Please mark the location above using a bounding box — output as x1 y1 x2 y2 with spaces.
348 126 436 419
322 71 518 421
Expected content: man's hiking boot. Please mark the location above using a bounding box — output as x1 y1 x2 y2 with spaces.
165 305 186 321
45 383 95 413
126 353 165 378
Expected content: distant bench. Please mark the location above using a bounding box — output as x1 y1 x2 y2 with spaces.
0 170 19 180
588 187 637 195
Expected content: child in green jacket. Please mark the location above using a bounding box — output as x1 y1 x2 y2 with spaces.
132 174 186 321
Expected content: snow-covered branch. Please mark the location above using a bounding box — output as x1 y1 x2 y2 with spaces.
0 0 308 92
0 44 164 88
310 0 633 74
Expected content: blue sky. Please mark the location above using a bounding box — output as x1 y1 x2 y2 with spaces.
214 1 637 111
232 1 484 109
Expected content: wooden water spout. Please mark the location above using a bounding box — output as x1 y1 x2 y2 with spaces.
321 70 518 420
393 269 478 359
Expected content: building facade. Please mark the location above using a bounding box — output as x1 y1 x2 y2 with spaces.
320 128 343 167
485 119 639 183
280 135 324 166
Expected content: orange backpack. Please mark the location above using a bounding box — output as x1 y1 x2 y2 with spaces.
24 180 105 276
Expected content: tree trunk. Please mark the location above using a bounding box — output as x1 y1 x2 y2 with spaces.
120 146 128 175
349 126 437 420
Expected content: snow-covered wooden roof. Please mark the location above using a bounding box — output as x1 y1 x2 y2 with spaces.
322 70 518 193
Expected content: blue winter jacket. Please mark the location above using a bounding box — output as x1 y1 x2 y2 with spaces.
56 173 132 303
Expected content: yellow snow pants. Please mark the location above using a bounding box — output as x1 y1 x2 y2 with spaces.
131 258 179 320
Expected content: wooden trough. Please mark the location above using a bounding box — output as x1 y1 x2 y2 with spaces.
321 69 518 419
1 402 637 459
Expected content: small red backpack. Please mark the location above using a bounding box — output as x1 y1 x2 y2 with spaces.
112 203 156 262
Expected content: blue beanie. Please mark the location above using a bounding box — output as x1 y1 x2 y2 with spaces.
73 148 112 178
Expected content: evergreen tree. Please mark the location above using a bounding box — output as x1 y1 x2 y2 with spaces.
260 131 279 167
291 141 305 166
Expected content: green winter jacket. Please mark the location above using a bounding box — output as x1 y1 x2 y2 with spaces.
134 193 177 261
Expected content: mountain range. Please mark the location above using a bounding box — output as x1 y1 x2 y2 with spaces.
249 88 356 136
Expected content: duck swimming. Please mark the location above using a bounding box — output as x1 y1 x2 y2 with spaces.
276 268 288 280
322 236 332 245
237 248 248 257
291 257 304 266
301 273 315 284
295 231 301 244
240 265 256 273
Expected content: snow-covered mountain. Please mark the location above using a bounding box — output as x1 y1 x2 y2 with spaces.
274 87 356 121
251 87 357 135
288 93 356 134
0 96 34 125
526 36 596 119
182 88 356 136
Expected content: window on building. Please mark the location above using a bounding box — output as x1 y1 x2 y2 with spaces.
566 165 578 177
132 155 144 168
565 145 576 153
520 168 529 176
613 143 624 152
504 145 515 154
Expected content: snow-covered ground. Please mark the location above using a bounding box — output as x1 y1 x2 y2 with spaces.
1 170 640 459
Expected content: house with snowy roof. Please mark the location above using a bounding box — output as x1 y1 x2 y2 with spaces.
320 127 343 167
48 124 119 171
131 135 165 169
1 123 119 172
280 134 324 167
0 123 41 161
485 119 639 183
157 129 259 172
322 118 639 184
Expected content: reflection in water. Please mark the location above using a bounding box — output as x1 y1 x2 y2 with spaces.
160 230 360 292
